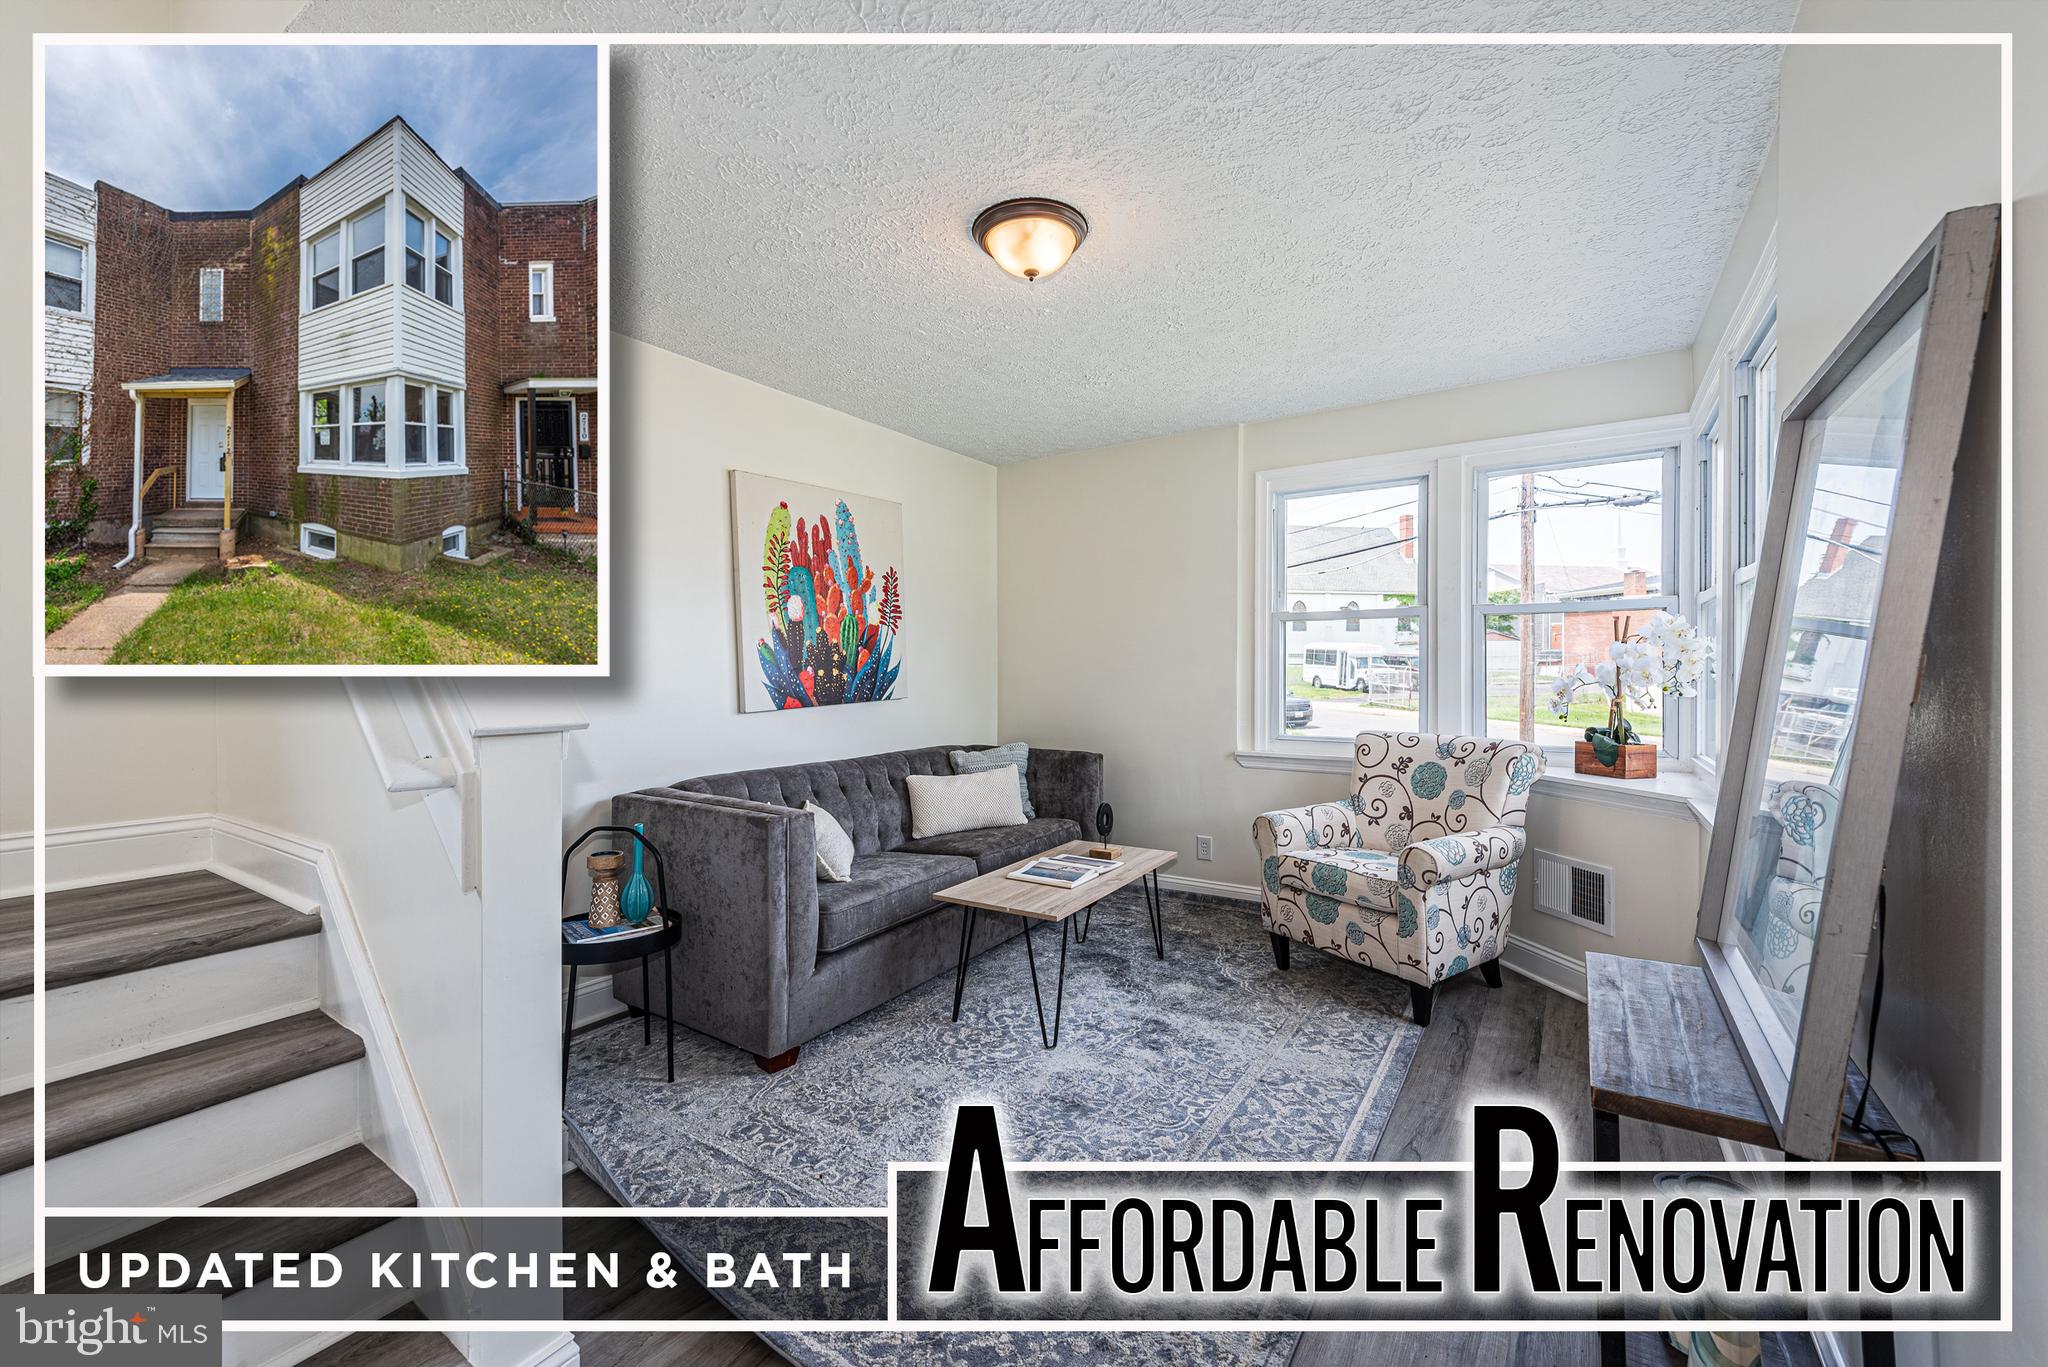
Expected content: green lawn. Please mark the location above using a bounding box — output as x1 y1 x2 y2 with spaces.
1287 665 1662 737
107 549 597 665
44 554 107 634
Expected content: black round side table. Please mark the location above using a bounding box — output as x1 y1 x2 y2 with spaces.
561 825 681 1097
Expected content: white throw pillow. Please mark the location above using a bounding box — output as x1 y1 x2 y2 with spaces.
806 801 855 882
906 765 1027 839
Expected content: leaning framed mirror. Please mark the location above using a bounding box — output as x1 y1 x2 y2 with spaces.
1694 204 1999 1160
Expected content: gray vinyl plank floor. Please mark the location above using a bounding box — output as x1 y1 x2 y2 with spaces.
561 967 1757 1367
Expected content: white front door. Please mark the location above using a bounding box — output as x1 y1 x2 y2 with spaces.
187 401 227 501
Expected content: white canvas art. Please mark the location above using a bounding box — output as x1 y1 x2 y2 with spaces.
732 471 905 712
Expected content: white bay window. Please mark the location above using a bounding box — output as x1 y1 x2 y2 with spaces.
302 378 463 474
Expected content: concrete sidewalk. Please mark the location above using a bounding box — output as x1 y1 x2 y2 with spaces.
44 561 197 665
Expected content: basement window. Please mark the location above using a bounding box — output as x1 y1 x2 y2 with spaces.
441 525 468 560
198 267 223 322
300 523 338 560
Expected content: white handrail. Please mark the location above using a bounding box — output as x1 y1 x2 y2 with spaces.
344 679 480 891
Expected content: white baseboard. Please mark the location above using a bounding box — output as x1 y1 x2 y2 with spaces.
0 831 29 900
43 814 215 891
566 968 625 1031
1499 935 1588 1002
1157 872 1259 902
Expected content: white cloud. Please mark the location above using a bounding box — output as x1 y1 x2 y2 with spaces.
45 44 597 207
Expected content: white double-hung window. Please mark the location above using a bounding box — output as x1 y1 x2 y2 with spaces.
528 261 554 321
401 203 461 309
1474 448 1677 755
302 379 462 473
1260 473 1428 751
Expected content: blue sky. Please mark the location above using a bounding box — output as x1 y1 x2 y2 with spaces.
45 45 598 209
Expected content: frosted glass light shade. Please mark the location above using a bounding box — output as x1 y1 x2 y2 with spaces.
972 198 1089 283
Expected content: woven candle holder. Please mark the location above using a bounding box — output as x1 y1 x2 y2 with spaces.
586 849 625 929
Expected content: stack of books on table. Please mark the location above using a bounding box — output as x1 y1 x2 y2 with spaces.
562 912 666 944
1006 853 1123 889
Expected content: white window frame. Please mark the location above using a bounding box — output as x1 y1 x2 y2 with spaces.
1252 460 1434 761
400 199 462 311
1689 232 1777 787
528 260 555 321
45 387 85 466
300 522 339 560
306 195 425 313
198 266 224 322
299 378 465 477
307 388 342 464
1245 414 1693 773
440 525 468 560
44 232 90 316
1470 442 1682 763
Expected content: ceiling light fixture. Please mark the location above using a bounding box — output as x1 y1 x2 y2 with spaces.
972 198 1089 283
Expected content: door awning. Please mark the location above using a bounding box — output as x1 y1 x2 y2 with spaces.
122 366 252 396
503 376 597 395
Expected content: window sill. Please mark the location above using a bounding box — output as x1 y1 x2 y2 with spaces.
1236 748 1717 827
298 462 468 479
1534 766 1716 827
1234 748 1351 775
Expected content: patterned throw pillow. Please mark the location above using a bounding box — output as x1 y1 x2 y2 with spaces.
906 766 1027 839
805 801 855 882
950 742 1035 819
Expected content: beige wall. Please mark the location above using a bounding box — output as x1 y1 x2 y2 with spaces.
464 334 1000 837
998 349 1702 972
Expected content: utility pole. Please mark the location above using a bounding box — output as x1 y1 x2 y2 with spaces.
1519 473 1537 741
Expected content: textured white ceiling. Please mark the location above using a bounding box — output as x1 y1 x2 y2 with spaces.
293 0 1801 36
293 3 1796 462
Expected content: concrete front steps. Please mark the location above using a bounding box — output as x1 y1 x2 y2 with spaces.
147 503 245 561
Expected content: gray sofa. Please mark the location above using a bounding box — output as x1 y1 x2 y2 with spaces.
611 745 1103 1070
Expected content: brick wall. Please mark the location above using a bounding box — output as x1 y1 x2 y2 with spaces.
69 170 599 560
496 200 598 382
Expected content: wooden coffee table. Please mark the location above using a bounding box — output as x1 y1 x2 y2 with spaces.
937 841 1177 1049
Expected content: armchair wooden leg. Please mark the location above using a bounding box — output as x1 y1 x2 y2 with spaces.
1269 932 1291 970
753 1047 800 1073
1480 958 1503 989
1408 981 1436 1027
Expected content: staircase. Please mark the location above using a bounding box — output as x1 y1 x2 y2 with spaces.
0 871 458 1366
147 503 244 561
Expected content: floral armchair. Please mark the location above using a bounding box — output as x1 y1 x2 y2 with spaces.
1253 732 1545 1025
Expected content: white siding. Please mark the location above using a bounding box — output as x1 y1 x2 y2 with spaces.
46 173 95 244
300 288 397 389
45 174 94 458
394 286 464 387
395 123 463 231
300 120 466 400
301 122 398 236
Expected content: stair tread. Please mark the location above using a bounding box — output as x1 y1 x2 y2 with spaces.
1 1009 365 1173
301 1304 465 1367
41 1144 417 1294
0 896 27 1001
8 870 320 1000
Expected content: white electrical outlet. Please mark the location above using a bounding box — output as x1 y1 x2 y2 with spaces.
1195 835 1214 861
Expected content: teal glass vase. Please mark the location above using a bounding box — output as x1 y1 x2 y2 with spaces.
621 823 654 925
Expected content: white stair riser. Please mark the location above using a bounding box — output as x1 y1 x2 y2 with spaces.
0 1167 28 1285
223 1220 419 1340
0 937 323 1091
42 1062 364 1216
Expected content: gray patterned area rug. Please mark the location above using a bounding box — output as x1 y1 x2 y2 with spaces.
564 890 1423 1365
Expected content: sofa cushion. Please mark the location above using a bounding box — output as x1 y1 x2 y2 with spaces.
672 746 965 855
907 766 1026 838
816 851 977 953
897 817 1083 874
951 743 1035 818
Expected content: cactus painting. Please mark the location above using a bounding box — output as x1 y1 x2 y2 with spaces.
733 471 905 711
